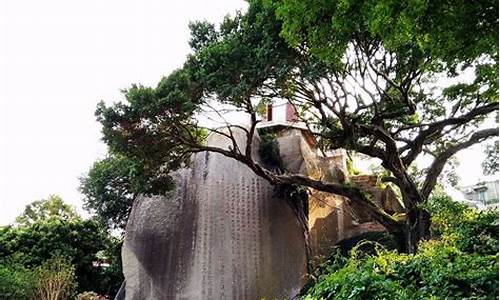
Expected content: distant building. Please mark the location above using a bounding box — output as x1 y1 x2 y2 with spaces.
459 180 499 207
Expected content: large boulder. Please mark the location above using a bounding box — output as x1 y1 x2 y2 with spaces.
120 126 397 299
121 129 307 299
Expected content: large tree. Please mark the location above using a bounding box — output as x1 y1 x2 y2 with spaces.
94 0 498 258
15 195 78 226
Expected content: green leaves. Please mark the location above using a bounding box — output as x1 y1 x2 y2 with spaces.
0 262 34 300
33 256 77 300
258 133 283 169
187 1 296 104
0 198 123 296
79 154 174 230
15 195 79 226
188 21 219 51
426 194 498 255
482 140 499 176
277 0 498 71
96 67 205 188
303 198 499 299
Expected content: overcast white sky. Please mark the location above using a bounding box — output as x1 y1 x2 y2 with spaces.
0 0 248 225
0 0 494 225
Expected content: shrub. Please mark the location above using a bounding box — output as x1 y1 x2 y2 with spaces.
32 256 77 300
302 196 499 299
303 241 498 299
0 217 122 295
426 194 498 255
258 132 283 170
76 291 103 300
0 260 35 300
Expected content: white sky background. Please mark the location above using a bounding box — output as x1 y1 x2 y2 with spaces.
0 0 248 225
0 0 495 225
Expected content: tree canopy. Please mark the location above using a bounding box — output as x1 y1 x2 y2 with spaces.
92 0 498 252
79 154 169 230
15 195 78 226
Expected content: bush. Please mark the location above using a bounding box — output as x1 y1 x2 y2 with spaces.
32 256 77 300
76 291 104 300
302 196 499 299
0 261 35 300
258 132 283 170
303 241 498 299
426 194 498 255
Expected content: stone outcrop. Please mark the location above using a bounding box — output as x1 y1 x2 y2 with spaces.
350 175 405 216
119 126 405 299
271 128 399 261
121 130 307 300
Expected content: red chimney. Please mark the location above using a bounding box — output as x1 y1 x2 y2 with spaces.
286 103 298 122
266 104 273 121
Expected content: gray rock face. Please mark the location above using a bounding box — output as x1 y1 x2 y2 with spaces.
121 127 396 299
122 130 306 300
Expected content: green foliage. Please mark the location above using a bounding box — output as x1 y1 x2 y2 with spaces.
302 196 499 299
0 218 108 293
188 21 218 51
275 0 498 133
426 194 498 255
94 68 205 196
0 197 123 296
482 140 499 175
15 195 78 226
303 242 498 300
98 238 124 296
0 261 35 300
187 1 296 103
79 154 168 230
33 256 77 300
276 0 498 69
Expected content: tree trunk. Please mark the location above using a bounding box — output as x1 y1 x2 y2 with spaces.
402 207 431 253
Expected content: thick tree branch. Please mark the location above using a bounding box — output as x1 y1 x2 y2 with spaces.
401 102 498 166
188 138 402 231
273 174 402 230
421 127 499 198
